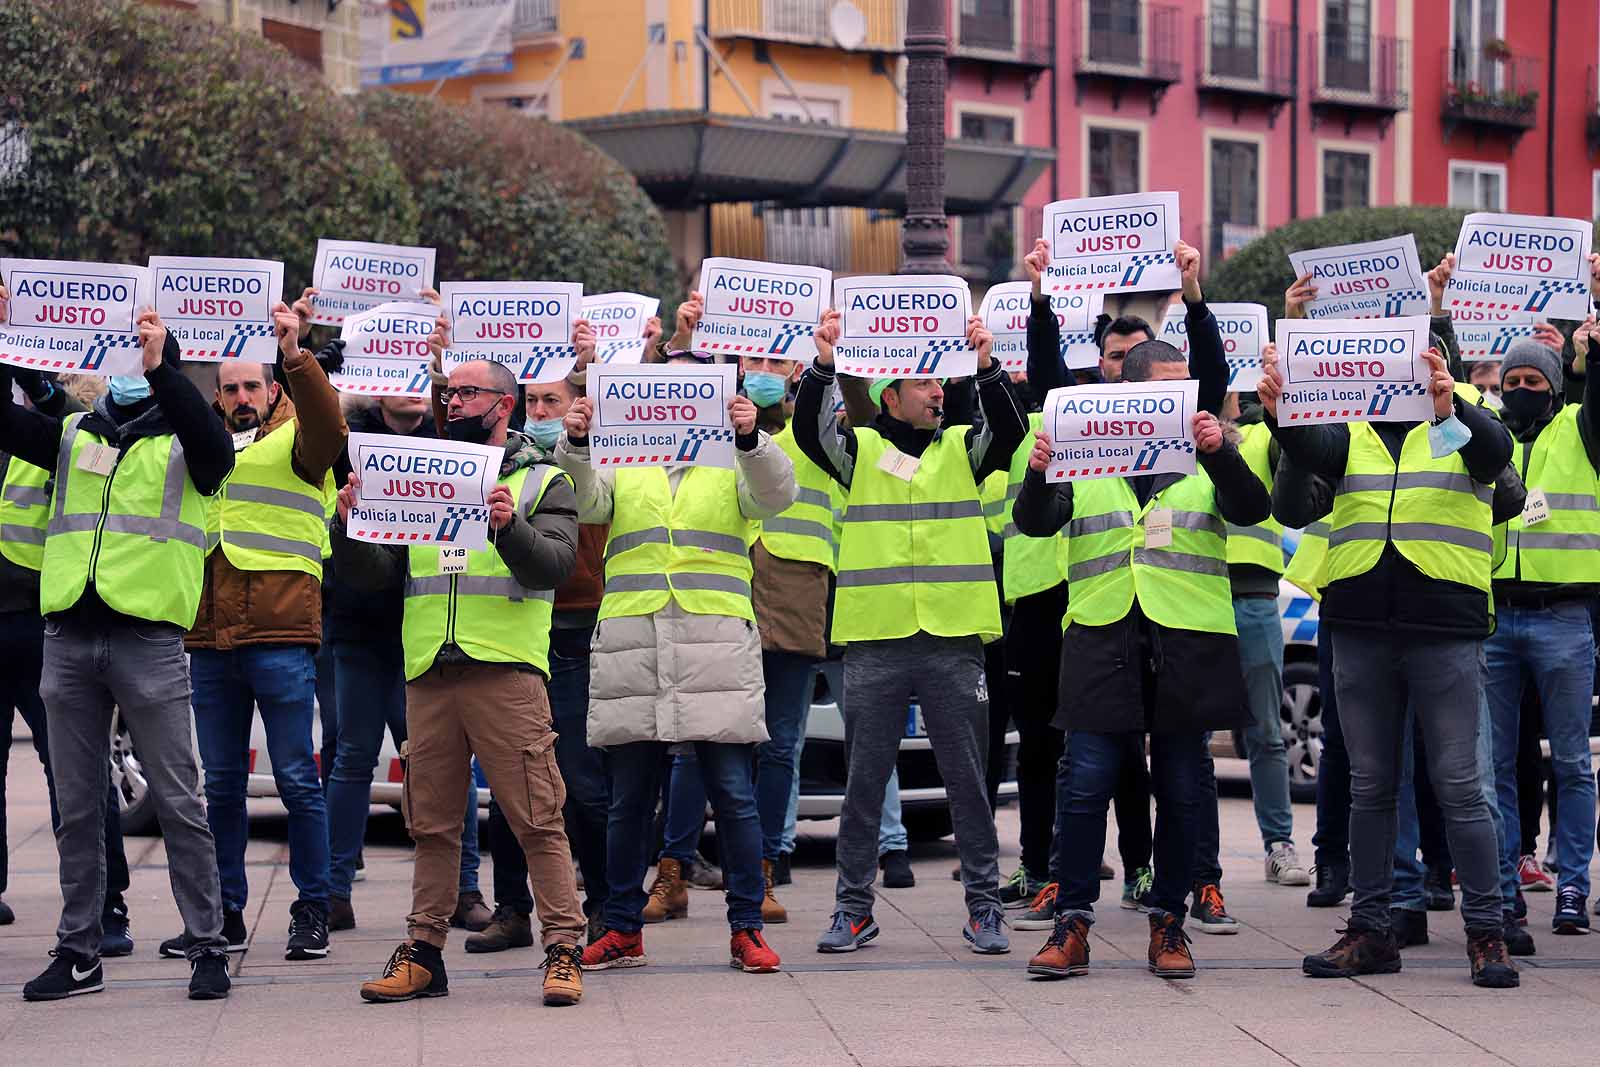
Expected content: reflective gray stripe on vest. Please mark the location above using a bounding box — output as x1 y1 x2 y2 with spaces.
1340 471 1493 504
794 487 833 510
225 482 326 518
155 439 190 543
1306 521 1331 537
1067 551 1127 583
606 526 670 560
670 572 751 597
406 574 554 601
1067 511 1134 539
1544 493 1600 512
840 500 985 523
1226 523 1280 545
1133 547 1229 578
1515 531 1600 552
0 523 45 545
104 514 206 550
672 529 748 556
1330 521 1492 554
836 563 994 588
2 483 48 507
1171 510 1226 538
50 416 199 546
605 572 671 595
762 516 835 544
222 529 321 563
51 417 83 527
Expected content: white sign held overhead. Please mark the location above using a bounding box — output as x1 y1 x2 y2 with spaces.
1444 212 1595 321
149 257 284 363
439 281 583 384
1286 235 1429 320
977 284 1103 372
1157 301 1270 391
831 274 974 378
583 292 660 365
0 258 152 378
586 363 739 470
692 258 830 360
1275 316 1434 426
330 300 439 397
309 239 437 327
1043 191 1182 297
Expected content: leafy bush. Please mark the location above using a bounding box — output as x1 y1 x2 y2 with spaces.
355 93 678 307
0 0 419 293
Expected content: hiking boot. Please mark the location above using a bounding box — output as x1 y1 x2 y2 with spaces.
360 941 448 1002
817 910 878 953
1098 860 1115 880
161 906 247 958
1265 842 1310 886
730 928 781 972
1502 913 1536 957
1423 867 1456 912
22 950 103 1001
450 890 492 932
100 902 134 958
328 895 355 932
641 858 689 923
880 849 915 889
774 852 793 886
1147 912 1195 979
466 905 534 953
1390 907 1428 948
761 859 788 924
1302 924 1401 978
1120 866 1153 911
188 949 231 1000
684 851 725 890
1013 882 1060 931
581 928 647 970
963 906 1010 954
1192 883 1239 935
1000 866 1041 909
1553 888 1590 935
286 900 330 960
1518 853 1555 892
541 943 584 1005
1467 926 1519 988
1306 863 1350 908
1027 913 1090 978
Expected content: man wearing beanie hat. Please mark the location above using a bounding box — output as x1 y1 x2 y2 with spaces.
794 308 1026 955
1485 322 1600 941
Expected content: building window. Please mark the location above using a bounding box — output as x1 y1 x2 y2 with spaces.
961 0 1016 53
1448 161 1506 210
1210 138 1259 262
959 112 1016 145
1592 171 1600 220
1088 0 1142 66
1323 150 1371 213
1088 126 1141 196
958 111 1019 278
1323 0 1371 93
1209 0 1260 81
262 18 323 72
1451 0 1504 93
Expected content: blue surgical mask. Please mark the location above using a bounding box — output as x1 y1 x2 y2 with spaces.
527 417 563 449
743 370 788 408
107 375 151 405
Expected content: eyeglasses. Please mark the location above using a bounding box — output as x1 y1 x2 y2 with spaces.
439 385 507 404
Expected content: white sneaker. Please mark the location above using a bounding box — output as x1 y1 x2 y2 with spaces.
1265 842 1310 886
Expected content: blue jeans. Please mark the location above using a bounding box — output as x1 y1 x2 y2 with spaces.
1486 601 1597 898
662 752 707 862
191 646 330 910
1054 730 1208 922
604 740 764 933
756 650 817 860
1233 596 1293 848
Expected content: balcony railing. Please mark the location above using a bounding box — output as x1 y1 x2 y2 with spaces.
951 0 1053 70
512 0 558 38
1308 32 1408 123
1443 47 1540 138
708 0 906 53
1073 1 1182 111
1196 16 1294 101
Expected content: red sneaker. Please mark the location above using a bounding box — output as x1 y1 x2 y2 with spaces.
1518 854 1555 893
581 929 647 970
729 929 781 973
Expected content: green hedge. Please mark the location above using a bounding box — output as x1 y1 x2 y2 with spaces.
0 0 419 293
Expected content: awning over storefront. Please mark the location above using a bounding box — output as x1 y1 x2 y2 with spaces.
566 110 1053 215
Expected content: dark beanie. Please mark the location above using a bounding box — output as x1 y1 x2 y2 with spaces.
1498 338 1562 393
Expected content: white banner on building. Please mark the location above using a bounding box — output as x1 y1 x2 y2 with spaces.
440 281 582 384
1444 212 1595 321
360 0 515 88
692 258 830 360
330 301 439 396
346 432 501 551
1043 191 1182 296
309 239 437 326
1157 301 1270 391
0 258 151 377
1275 316 1433 425
586 363 738 469
1286 235 1429 319
1040 380 1200 482
150 257 283 363
831 274 974 378
584 291 660 364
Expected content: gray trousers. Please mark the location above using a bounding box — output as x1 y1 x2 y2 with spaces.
1331 627 1503 931
835 633 1001 918
39 616 225 959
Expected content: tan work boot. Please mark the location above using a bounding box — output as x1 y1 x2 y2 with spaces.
541 943 584 1006
641 858 688 923
761 859 788 924
464 905 534 954
1147 912 1196 979
359 940 448 1002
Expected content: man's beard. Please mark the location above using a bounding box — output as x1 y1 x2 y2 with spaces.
228 406 260 431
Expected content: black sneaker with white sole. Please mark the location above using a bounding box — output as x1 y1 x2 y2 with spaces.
23 951 104 1001
286 900 330 960
160 906 249 958
1553 889 1590 935
188 950 231 1000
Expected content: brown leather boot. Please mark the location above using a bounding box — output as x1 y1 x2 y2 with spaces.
450 890 493 932
359 941 448 1002
641 858 688 923
761 859 788 924
1027 914 1090 978
1147 912 1195 979
541 943 585 1006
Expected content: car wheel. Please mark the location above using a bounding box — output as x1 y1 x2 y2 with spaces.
111 711 159 836
903 809 953 843
1281 659 1323 804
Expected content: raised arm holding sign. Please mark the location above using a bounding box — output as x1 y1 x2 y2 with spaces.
1443 212 1595 321
692 257 830 360
309 239 437 326
150 256 284 363
0 258 152 377
830 274 975 378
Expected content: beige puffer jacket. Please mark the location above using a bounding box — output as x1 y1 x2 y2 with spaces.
555 432 797 747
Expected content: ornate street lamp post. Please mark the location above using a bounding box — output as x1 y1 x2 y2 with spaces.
901 0 949 274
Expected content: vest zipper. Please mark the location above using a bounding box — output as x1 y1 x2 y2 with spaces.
85 447 124 587
445 573 458 647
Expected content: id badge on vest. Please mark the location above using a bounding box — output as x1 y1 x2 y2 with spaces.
1521 488 1550 527
76 442 118 477
439 547 468 574
876 446 920 482
231 428 258 452
1143 507 1173 549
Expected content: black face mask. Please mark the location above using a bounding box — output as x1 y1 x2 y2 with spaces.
444 411 497 445
1500 387 1553 428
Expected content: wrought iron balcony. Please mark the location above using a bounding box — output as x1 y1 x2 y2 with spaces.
1308 32 1408 132
950 0 1053 71
1442 47 1539 142
512 0 558 39
1195 15 1295 109
1072 1 1182 113
707 0 906 53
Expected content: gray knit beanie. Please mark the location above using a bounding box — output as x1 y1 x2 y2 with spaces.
1498 338 1562 392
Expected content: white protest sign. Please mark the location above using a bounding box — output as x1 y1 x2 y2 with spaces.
692 258 830 360
1044 191 1182 297
1444 212 1594 321
1276 316 1433 425
149 257 283 363
1287 235 1428 319
439 281 582 384
1450 308 1539 362
977 284 1104 372
331 301 438 396
346 432 501 552
831 274 974 378
584 292 660 364
587 362 738 469
1040 380 1199 482
309 239 437 326
0 258 151 377
1158 301 1270 391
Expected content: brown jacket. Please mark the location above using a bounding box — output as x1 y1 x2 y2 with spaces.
186 349 348 650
